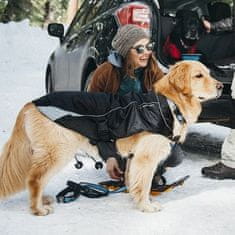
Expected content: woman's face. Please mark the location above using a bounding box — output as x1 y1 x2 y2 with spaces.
129 38 153 68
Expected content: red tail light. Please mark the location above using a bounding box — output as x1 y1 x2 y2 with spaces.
114 3 151 29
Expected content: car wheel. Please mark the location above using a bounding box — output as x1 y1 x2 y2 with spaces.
46 70 53 93
84 71 94 91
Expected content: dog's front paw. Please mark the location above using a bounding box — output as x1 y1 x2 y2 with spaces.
31 205 54 216
137 201 163 213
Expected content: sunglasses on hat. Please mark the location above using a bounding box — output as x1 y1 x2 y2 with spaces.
131 42 155 54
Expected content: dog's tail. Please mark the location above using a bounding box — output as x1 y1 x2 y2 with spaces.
0 104 32 198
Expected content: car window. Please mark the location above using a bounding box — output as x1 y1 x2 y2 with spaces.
65 0 107 39
84 0 107 23
64 1 89 39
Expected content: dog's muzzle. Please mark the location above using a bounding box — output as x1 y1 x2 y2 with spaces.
185 29 200 40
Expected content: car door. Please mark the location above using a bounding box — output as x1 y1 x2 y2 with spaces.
52 1 90 91
65 0 109 90
53 0 104 90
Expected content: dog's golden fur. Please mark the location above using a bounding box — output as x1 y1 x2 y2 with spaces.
0 61 222 215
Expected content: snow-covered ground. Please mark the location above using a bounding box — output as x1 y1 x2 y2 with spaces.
0 21 234 235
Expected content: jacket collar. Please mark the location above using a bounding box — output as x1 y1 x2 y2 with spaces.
107 51 123 68
107 51 144 76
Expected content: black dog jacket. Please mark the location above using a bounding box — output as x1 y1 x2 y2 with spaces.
33 91 174 143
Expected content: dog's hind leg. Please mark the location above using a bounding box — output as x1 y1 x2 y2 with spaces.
27 146 76 216
24 105 83 215
128 134 171 212
27 163 54 215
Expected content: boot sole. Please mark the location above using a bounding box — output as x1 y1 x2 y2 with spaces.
202 174 235 180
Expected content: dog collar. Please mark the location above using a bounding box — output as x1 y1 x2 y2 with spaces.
167 99 186 125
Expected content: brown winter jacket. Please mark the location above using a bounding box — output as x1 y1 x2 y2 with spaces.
88 57 164 93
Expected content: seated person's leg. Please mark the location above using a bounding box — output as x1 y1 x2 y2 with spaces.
153 143 184 187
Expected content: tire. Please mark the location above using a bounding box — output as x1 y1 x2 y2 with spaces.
46 70 53 93
84 71 94 91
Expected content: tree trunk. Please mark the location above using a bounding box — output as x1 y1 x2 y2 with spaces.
43 1 51 28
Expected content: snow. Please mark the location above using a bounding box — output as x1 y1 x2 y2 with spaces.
0 20 235 235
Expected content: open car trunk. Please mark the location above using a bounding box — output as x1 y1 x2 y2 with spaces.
157 0 235 127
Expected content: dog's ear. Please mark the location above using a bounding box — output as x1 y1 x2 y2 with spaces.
168 62 192 95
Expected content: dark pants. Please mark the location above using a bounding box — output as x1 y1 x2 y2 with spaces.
156 143 184 175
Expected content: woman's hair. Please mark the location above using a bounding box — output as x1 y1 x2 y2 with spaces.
123 52 138 78
144 55 162 83
123 53 161 84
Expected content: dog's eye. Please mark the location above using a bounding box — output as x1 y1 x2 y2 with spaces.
195 74 203 78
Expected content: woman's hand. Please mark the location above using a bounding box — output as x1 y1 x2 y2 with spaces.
106 157 123 179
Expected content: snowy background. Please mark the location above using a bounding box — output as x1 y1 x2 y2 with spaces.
0 21 235 235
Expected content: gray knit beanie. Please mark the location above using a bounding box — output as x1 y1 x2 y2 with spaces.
112 24 149 58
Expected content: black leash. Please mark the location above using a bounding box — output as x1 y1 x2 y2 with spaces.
56 175 189 203
56 180 126 203
56 181 82 203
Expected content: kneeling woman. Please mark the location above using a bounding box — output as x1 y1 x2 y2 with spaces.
88 24 183 184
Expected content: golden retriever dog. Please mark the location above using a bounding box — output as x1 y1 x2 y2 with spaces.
0 61 222 216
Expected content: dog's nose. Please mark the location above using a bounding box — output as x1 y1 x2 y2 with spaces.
216 82 223 90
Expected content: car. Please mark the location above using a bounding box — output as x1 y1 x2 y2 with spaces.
46 0 235 127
